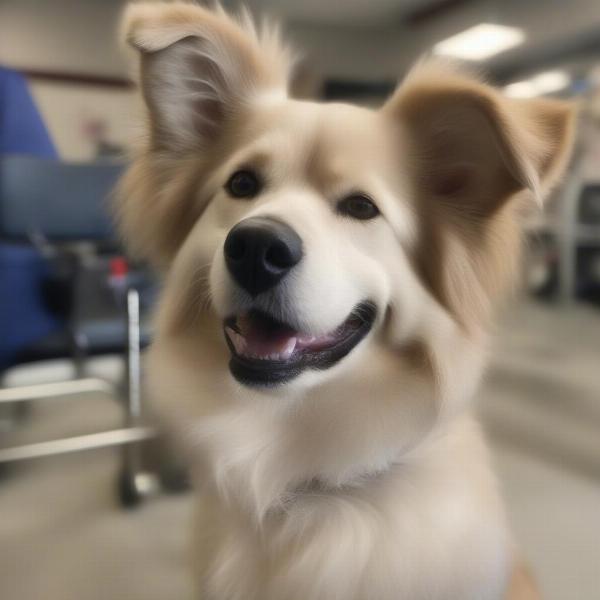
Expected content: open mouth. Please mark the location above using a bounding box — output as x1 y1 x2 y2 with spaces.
224 301 376 386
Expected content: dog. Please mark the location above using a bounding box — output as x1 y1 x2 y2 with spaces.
117 3 575 599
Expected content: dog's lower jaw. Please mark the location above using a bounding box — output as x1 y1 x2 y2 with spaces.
190 415 512 600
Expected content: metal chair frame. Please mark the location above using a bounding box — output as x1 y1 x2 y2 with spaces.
0 156 159 505
0 283 157 506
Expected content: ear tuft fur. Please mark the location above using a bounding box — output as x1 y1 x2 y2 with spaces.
121 1 292 80
120 1 292 153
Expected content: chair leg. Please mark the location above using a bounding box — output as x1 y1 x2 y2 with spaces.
118 287 157 507
125 288 142 432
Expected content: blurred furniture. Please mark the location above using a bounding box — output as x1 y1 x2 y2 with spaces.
0 155 156 506
0 155 124 366
574 184 600 300
545 176 600 302
525 150 600 303
0 66 60 370
549 108 600 303
0 66 57 157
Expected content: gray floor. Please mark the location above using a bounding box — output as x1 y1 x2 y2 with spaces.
480 300 600 599
0 299 599 600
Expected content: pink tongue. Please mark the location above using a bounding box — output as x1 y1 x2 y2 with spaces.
233 315 342 359
246 329 296 355
239 316 297 356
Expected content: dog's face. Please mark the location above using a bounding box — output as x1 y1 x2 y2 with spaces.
194 99 420 388
119 3 574 428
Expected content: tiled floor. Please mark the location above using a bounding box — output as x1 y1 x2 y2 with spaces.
0 299 599 599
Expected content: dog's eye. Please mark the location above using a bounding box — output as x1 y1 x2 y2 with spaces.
337 194 380 220
225 170 262 199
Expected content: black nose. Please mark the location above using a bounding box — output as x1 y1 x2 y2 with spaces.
224 217 303 297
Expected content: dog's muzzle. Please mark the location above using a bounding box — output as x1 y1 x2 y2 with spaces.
221 216 376 387
224 216 303 297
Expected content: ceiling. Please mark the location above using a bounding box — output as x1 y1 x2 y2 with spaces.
239 0 438 26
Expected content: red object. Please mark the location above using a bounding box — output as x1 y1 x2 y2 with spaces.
110 256 129 278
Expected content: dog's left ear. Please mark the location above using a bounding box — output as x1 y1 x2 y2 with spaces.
121 2 291 153
382 61 577 216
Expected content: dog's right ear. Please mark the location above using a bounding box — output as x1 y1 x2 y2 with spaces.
122 1 291 153
382 59 576 215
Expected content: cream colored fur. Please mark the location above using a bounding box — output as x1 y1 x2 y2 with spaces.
117 3 575 599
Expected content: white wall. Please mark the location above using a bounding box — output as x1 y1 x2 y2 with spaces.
0 0 128 77
2 0 599 159
28 81 140 162
0 0 136 161
0 0 404 158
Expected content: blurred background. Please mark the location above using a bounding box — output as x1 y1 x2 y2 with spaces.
0 1 599 599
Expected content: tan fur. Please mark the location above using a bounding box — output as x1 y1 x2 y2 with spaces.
506 562 542 600
122 1 290 85
116 3 575 599
382 60 576 330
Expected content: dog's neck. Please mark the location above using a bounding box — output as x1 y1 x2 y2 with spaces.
202 415 472 526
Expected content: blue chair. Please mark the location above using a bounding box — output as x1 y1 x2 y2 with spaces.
0 155 158 506
0 66 57 158
0 155 116 241
0 66 60 370
0 155 125 368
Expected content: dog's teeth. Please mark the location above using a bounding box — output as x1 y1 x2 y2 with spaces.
227 327 298 362
226 327 247 356
297 335 318 348
281 337 297 360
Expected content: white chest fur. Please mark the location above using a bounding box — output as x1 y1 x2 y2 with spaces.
190 417 511 600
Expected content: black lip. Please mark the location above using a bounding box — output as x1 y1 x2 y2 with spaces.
224 301 377 387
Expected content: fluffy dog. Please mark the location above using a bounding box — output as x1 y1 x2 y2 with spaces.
117 3 575 599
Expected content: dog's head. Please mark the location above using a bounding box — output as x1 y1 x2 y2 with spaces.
118 3 574 413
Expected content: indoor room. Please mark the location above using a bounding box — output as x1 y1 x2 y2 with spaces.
1 1 599 599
